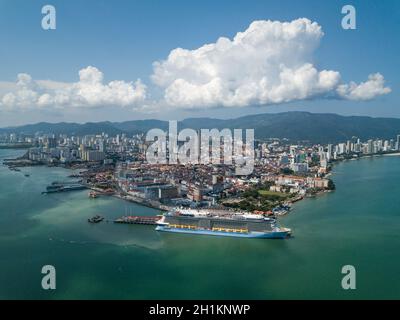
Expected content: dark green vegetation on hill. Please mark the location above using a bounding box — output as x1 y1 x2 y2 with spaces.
2 112 400 144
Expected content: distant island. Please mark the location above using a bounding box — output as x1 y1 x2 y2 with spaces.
2 111 400 144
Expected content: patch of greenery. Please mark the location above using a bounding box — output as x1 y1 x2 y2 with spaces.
258 190 289 202
327 179 336 190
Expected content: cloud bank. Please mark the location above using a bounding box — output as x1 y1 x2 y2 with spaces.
0 18 391 112
0 66 146 110
152 18 391 108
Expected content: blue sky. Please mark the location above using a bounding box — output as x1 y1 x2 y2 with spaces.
0 0 399 126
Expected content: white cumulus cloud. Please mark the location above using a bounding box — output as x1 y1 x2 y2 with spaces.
337 73 391 101
152 18 390 108
0 66 146 110
0 18 391 114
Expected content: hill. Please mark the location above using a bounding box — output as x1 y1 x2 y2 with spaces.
1 112 400 144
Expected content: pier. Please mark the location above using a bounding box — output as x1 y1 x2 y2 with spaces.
114 216 161 225
42 182 86 194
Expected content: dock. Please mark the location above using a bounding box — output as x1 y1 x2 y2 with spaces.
42 184 86 194
114 216 161 225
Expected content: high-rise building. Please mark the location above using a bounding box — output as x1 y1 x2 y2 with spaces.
367 140 373 154
346 141 351 154
99 139 106 152
397 135 400 150
384 140 389 152
338 143 346 155
46 137 57 149
291 162 308 173
327 144 333 161
83 150 105 162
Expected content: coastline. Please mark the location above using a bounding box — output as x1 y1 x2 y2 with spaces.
0 148 336 216
3 147 400 217
274 151 400 215
383 152 400 156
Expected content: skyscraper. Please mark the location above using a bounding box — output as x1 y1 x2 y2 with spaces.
397 135 400 151
327 144 333 161
99 139 106 152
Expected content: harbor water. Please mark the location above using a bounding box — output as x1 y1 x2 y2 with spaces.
0 149 399 299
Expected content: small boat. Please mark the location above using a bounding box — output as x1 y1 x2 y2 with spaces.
24 174 30 177
88 191 98 198
88 215 104 223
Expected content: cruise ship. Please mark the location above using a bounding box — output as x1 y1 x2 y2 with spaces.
156 209 291 239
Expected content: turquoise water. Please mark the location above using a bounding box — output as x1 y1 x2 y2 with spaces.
0 149 399 299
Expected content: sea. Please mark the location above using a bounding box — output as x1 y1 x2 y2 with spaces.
0 149 399 299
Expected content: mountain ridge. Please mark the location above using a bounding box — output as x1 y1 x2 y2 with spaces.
1 111 400 144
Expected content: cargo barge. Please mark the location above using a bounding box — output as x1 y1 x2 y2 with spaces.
114 216 161 225
42 184 86 194
156 209 291 239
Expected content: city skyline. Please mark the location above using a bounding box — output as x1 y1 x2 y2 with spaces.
0 0 398 127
